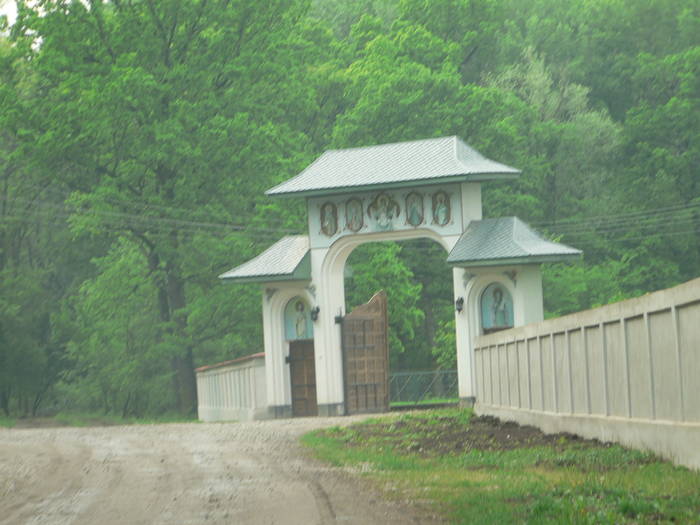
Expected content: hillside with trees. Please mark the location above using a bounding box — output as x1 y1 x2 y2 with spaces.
1 0 698 417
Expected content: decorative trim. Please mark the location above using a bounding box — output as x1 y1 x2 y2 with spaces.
463 272 477 288
345 197 364 232
306 283 316 298
367 192 400 231
265 288 278 302
432 190 450 226
405 191 424 227
503 270 517 287
320 202 338 236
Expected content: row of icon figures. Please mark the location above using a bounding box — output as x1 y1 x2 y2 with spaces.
320 191 450 236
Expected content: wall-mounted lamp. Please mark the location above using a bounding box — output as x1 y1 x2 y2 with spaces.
455 297 464 313
310 306 320 321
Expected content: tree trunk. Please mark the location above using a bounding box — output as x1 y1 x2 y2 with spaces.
166 273 197 415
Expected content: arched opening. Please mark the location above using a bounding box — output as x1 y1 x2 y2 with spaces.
341 236 458 407
283 296 313 341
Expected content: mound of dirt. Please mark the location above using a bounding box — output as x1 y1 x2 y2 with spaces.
350 414 610 456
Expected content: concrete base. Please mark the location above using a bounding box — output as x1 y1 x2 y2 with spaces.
476 403 700 471
268 405 293 419
317 403 345 417
459 397 476 409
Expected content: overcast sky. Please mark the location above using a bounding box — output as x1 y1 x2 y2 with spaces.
0 0 17 26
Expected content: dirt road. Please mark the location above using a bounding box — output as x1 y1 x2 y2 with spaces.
0 417 438 524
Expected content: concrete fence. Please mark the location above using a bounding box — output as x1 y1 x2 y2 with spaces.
195 352 267 422
473 277 700 470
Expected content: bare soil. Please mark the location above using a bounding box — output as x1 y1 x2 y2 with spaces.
0 416 440 525
352 414 614 456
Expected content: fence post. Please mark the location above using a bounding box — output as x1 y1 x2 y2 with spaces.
566 329 573 414
600 322 609 417
644 312 656 420
583 326 591 414
672 305 685 421
622 317 632 418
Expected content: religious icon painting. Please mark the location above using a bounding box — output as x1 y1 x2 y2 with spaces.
432 191 450 226
480 283 514 334
320 202 338 236
405 192 423 227
345 198 364 232
367 192 400 231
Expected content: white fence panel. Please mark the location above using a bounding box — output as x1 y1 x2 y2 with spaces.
473 277 700 470
195 353 267 422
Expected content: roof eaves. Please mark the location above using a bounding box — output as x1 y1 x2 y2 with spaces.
266 171 520 198
447 253 582 268
219 250 311 283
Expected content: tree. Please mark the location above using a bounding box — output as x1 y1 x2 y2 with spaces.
10 0 317 414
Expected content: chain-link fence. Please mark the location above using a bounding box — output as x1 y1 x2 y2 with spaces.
389 370 458 406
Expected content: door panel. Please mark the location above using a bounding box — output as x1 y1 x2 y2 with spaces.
289 340 317 417
341 291 389 414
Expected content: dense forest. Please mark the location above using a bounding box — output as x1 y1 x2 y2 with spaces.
0 0 698 417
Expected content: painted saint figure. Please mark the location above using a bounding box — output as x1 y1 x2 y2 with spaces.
480 283 513 333
405 192 423 227
491 288 507 327
320 202 338 236
295 300 307 338
345 198 363 232
368 193 400 231
432 191 450 226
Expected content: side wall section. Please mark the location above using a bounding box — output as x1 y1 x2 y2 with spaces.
196 353 267 422
473 278 700 470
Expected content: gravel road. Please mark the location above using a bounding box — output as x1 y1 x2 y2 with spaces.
0 416 439 524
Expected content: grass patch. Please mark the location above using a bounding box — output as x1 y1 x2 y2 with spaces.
54 411 197 426
9 412 198 428
0 415 16 428
389 397 459 408
302 409 700 524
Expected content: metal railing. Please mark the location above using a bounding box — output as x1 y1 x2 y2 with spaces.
389 369 458 406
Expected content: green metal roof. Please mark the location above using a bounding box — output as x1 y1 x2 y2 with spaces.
218 236 311 283
266 136 520 198
447 217 581 267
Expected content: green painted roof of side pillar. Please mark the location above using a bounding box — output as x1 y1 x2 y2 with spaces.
218 236 311 283
266 136 520 198
447 217 582 267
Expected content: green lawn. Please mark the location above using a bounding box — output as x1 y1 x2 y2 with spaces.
302 409 700 524
0 415 16 428
389 397 459 408
2 412 197 428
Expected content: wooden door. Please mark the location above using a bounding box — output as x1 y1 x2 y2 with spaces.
341 291 389 414
289 340 317 417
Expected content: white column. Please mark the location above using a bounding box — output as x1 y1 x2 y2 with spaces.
513 266 543 326
311 246 346 415
453 267 475 402
261 290 289 410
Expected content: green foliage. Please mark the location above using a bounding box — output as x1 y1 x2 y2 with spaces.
1 0 699 416
345 243 423 366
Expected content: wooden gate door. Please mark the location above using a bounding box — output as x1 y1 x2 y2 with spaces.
289 340 317 417
341 291 389 414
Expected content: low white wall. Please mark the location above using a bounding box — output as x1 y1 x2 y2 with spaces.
196 353 268 422
473 277 700 470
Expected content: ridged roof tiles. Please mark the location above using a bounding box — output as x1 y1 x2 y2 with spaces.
218 236 310 282
266 136 520 197
447 217 581 266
